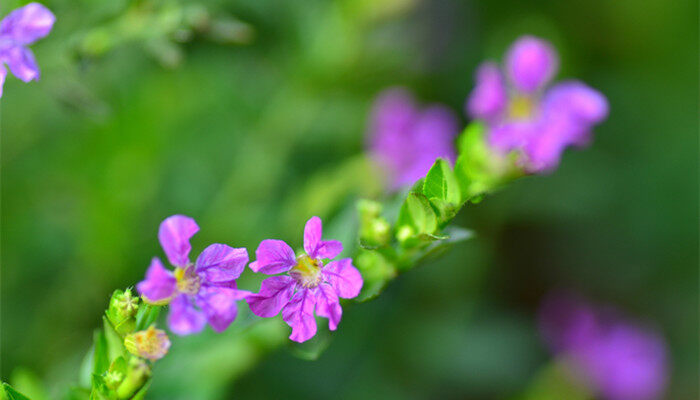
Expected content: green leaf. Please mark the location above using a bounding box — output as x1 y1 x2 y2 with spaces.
79 344 95 388
88 375 110 400
454 122 523 201
423 158 461 206
2 383 32 400
410 225 475 264
355 249 397 301
129 380 151 400
8 368 47 400
103 317 126 361
92 330 109 377
397 192 438 237
135 304 160 331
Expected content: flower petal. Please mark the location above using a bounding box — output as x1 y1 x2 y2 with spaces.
4 45 40 82
505 35 558 93
303 216 322 258
167 294 206 335
282 288 317 343
136 258 176 302
249 239 296 274
488 121 536 154
196 284 241 333
544 81 609 125
158 215 199 268
315 283 342 331
195 244 248 283
304 217 344 259
315 240 343 259
0 3 55 45
322 258 363 299
466 62 508 121
0 65 6 97
246 276 296 317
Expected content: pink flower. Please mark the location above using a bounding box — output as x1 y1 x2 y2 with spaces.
136 215 250 335
246 216 363 342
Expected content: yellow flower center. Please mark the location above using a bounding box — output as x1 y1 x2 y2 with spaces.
508 95 536 120
174 267 200 295
289 255 322 288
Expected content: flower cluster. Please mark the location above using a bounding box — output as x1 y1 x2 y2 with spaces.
0 3 55 97
137 215 363 342
539 291 668 400
368 87 459 189
466 35 609 172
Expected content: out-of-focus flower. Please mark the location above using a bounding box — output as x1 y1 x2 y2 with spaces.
136 215 250 335
466 36 608 173
368 88 459 189
124 326 171 361
0 3 55 97
539 291 668 400
246 216 363 343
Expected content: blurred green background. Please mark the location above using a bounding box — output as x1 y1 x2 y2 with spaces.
1 0 697 399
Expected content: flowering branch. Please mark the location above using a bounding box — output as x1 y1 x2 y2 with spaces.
1 34 610 399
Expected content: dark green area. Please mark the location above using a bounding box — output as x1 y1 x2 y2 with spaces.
1 0 697 399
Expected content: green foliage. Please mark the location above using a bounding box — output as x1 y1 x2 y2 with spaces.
1 383 32 400
515 360 593 400
355 249 397 301
423 158 462 223
134 305 161 332
397 193 438 242
454 122 522 202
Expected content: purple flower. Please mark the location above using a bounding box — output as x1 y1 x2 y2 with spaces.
466 35 608 173
539 292 668 400
246 216 363 343
368 87 459 189
0 3 55 97
136 215 250 335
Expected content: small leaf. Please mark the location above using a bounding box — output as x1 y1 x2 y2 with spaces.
2 383 32 400
355 249 397 301
8 368 47 400
102 317 126 362
89 375 109 400
78 345 95 388
135 304 160 331
397 193 438 237
423 158 461 206
92 330 109 376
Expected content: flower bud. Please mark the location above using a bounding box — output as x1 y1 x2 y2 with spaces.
106 289 140 336
124 326 171 361
358 199 391 247
116 357 152 400
396 225 414 243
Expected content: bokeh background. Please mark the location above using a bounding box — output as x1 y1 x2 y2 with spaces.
1 0 697 399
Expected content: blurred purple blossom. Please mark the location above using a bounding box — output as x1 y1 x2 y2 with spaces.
137 215 251 335
246 216 363 343
0 3 55 97
466 35 608 173
539 291 668 400
368 88 459 189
